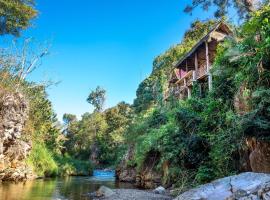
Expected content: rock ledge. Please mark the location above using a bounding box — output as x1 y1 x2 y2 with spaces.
174 172 270 200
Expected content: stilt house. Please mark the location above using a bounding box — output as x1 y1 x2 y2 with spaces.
165 22 232 100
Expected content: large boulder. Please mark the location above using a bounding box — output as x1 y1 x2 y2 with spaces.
95 186 115 197
174 172 270 200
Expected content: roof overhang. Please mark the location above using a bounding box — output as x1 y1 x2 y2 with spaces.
173 22 232 69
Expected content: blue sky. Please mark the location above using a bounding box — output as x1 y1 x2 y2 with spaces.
21 0 218 120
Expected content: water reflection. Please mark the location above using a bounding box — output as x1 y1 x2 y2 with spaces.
0 171 134 200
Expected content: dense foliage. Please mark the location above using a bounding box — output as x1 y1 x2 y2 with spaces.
64 101 133 167
122 4 270 191
184 0 259 18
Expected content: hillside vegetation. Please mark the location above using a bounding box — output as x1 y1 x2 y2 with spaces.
117 4 270 190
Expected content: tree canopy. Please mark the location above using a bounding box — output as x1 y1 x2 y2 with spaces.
87 86 106 112
184 0 260 18
0 0 37 36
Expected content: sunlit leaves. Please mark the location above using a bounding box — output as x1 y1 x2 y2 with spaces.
0 0 37 36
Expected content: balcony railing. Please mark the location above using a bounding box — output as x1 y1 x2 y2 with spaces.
198 65 208 79
165 64 213 101
176 70 194 88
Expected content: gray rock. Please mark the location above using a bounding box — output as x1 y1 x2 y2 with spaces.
154 186 166 194
95 189 172 200
96 186 115 197
238 194 259 200
262 191 270 200
174 172 270 200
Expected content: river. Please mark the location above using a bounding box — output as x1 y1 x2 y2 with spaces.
0 170 134 200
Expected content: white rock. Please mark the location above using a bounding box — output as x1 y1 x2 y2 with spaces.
96 186 115 197
154 186 166 194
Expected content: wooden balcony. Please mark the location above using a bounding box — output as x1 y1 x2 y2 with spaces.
198 65 208 79
176 70 195 88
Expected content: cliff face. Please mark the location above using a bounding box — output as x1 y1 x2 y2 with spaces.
116 147 162 189
246 138 270 173
116 145 137 183
0 90 34 182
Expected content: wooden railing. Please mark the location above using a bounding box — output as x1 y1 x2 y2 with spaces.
176 70 194 88
198 65 208 79
165 64 212 101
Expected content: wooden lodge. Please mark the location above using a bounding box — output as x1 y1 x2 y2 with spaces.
164 22 232 100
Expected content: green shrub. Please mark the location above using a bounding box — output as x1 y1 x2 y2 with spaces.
54 154 93 176
27 143 58 177
195 163 215 184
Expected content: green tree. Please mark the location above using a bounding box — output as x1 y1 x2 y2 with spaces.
87 86 106 112
63 113 77 125
184 0 258 18
0 0 37 36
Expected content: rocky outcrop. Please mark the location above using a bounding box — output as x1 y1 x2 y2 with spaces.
116 145 137 183
117 147 162 189
116 166 136 183
246 137 270 173
116 146 162 189
0 90 34 182
174 172 270 200
136 169 162 189
135 150 162 189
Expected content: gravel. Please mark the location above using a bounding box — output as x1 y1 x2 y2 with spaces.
94 189 173 200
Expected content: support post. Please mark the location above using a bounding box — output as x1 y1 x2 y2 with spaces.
195 52 198 80
205 41 212 91
199 83 202 97
188 87 191 99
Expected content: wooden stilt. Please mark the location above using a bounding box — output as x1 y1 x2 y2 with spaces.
205 41 212 91
195 52 198 80
188 87 191 99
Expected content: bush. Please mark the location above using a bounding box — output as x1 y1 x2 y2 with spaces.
27 143 58 177
54 154 93 176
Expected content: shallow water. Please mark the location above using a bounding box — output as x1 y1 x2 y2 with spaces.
0 170 134 200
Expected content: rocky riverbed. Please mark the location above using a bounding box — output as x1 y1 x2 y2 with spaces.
93 172 270 200
92 188 172 200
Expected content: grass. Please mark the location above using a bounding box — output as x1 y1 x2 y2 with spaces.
27 143 93 177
